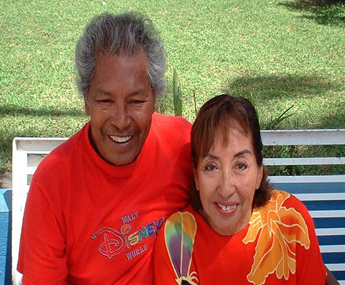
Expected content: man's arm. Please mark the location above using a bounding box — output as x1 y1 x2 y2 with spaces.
18 180 68 284
325 266 339 285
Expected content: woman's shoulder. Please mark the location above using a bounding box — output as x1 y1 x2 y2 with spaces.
271 189 308 210
165 205 197 227
156 205 198 251
255 189 313 224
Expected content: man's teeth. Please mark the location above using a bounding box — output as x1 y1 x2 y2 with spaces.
110 136 131 143
218 204 236 211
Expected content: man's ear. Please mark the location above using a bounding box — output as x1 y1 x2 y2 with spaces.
85 97 90 116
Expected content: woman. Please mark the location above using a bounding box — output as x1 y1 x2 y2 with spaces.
154 94 331 284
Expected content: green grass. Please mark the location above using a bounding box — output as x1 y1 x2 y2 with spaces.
1 0 345 176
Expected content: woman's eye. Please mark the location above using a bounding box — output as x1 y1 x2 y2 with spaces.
236 163 247 171
204 163 217 171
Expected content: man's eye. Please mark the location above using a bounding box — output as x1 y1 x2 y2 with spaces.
97 99 111 104
129 99 144 104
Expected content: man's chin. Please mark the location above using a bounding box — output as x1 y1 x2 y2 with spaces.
104 151 140 166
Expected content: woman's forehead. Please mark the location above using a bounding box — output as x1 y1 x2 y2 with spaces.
214 122 248 143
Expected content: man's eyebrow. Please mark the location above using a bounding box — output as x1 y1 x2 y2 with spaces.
94 87 111 95
94 88 146 97
128 90 144 97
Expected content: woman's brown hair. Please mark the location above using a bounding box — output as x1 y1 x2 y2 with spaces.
191 94 272 211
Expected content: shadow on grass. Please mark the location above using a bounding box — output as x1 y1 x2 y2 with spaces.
0 105 85 117
225 74 341 100
279 0 345 26
316 108 345 128
224 74 345 128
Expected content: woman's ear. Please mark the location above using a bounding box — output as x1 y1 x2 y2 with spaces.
193 167 200 191
256 165 264 190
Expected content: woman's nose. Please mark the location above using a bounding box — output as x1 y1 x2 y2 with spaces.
218 171 235 199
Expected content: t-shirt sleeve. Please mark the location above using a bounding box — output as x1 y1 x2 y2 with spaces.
17 179 68 285
153 224 180 285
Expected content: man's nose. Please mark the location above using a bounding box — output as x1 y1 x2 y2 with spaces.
111 103 130 130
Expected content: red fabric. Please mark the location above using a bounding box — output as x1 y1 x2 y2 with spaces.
18 113 193 285
154 190 326 285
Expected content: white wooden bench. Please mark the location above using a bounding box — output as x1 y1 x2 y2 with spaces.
11 129 345 284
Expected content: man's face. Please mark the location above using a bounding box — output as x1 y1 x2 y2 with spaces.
85 51 155 166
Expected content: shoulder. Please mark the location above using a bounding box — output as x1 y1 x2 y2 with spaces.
258 189 314 226
262 190 308 211
249 189 315 249
273 189 309 213
152 113 191 133
162 206 198 246
150 113 192 156
165 207 197 227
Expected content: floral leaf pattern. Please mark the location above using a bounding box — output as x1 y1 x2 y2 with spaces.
243 190 310 285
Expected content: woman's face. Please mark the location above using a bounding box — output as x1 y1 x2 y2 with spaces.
194 126 263 236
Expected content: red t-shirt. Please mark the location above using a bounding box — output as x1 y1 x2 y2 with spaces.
154 190 326 284
18 113 193 285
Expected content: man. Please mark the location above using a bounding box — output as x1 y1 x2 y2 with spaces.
18 12 193 284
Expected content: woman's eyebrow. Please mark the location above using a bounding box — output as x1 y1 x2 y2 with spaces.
204 153 219 160
204 149 252 161
234 149 252 157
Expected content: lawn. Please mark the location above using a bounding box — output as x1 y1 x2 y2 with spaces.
1 0 345 177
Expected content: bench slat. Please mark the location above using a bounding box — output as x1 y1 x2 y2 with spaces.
264 157 345 166
309 210 345 218
293 193 345 201
327 264 345 271
316 228 345 236
269 175 345 183
15 137 67 152
261 129 345 145
320 245 345 253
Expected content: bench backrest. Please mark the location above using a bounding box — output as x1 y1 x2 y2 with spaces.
12 129 345 284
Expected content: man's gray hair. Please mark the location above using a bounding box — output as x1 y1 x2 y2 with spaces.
75 11 167 99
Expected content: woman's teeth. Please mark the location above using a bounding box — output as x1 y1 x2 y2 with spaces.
217 204 236 211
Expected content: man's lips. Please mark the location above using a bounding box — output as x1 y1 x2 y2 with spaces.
109 135 132 143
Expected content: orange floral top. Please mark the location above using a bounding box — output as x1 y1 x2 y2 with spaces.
154 190 326 285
